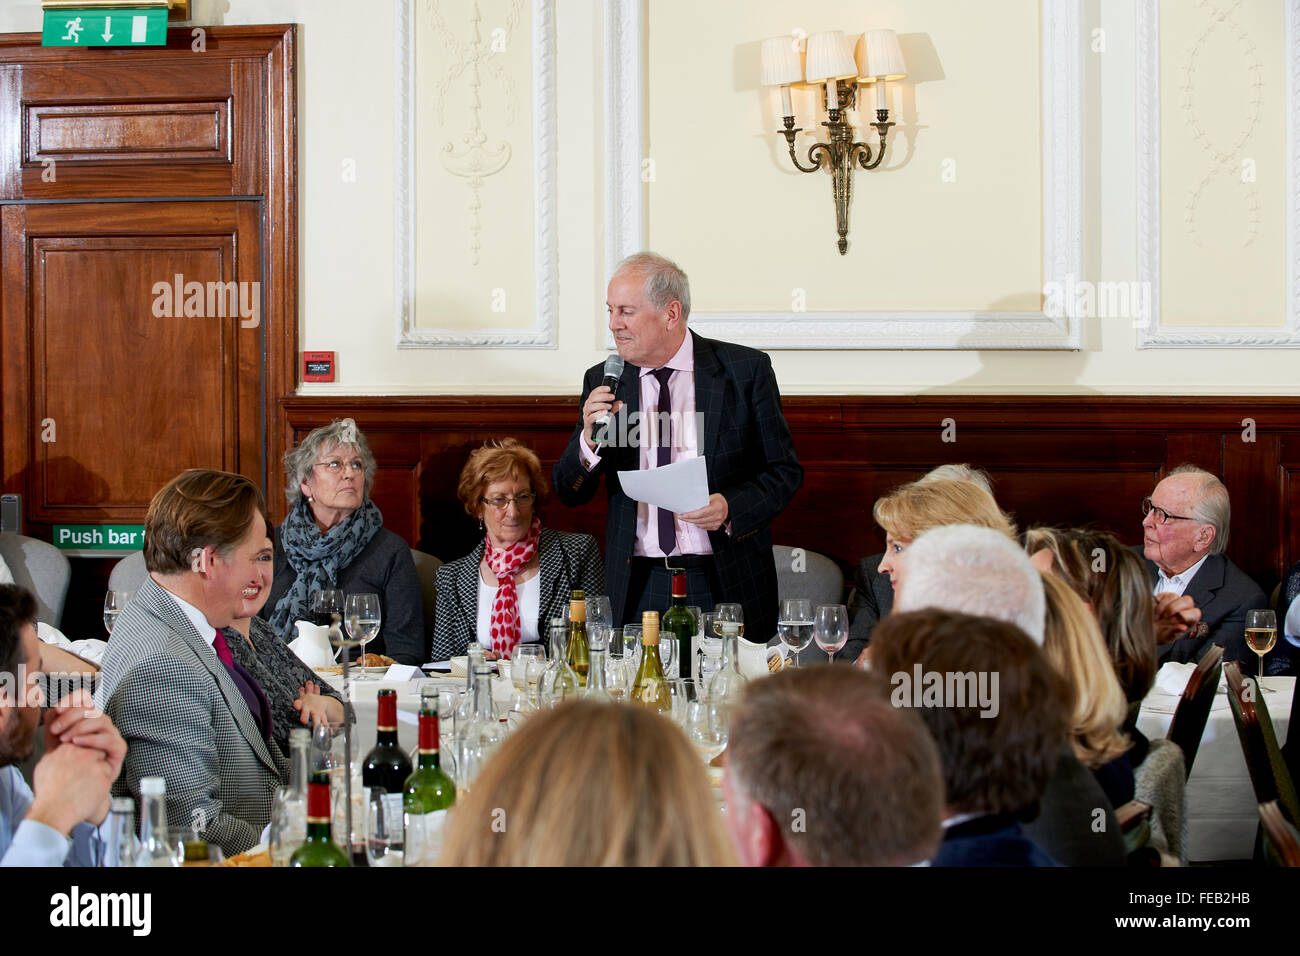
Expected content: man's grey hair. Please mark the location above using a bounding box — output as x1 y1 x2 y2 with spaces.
615 251 691 322
919 463 994 497
283 418 377 506
1165 464 1229 554
896 524 1046 644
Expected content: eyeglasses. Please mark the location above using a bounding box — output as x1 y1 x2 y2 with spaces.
314 459 364 474
480 493 537 511
1141 497 1195 525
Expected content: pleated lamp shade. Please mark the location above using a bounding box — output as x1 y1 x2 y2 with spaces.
760 36 804 86
856 29 908 81
804 30 857 82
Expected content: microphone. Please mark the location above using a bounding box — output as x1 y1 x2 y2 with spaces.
593 353 624 447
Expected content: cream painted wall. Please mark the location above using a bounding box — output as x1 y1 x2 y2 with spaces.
2 0 1296 394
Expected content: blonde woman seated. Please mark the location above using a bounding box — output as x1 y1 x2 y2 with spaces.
1039 572 1134 808
853 478 1017 665
437 700 733 866
432 439 604 662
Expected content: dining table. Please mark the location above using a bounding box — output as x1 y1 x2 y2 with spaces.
1136 673 1293 862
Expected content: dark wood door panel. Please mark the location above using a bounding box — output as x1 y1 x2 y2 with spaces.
4 200 262 525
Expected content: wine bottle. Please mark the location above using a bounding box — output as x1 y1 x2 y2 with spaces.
363 689 413 853
661 570 694 680
565 590 589 686
632 611 671 714
403 706 456 866
102 797 135 867
289 771 351 867
585 631 613 702
134 777 179 867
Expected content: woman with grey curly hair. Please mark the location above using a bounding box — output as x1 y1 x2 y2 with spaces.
258 419 425 664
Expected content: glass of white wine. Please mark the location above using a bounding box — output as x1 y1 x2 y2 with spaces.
1244 609 1277 678
344 593 382 680
778 598 813 667
712 604 744 640
685 699 727 765
103 590 128 635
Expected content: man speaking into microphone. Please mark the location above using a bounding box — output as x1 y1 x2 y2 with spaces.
553 252 803 641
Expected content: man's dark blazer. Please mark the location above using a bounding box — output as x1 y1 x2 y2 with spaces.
846 553 893 660
1144 553 1267 665
553 333 803 643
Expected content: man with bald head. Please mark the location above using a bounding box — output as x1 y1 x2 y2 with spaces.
1141 465 1266 666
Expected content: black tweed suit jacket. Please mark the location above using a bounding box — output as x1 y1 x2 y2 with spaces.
552 334 803 643
846 552 894 659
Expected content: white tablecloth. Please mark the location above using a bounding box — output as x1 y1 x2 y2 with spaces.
1136 675 1293 862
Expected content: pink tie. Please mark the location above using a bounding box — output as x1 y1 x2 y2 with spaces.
212 628 235 667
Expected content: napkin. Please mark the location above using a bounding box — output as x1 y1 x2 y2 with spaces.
1152 661 1197 697
288 621 336 670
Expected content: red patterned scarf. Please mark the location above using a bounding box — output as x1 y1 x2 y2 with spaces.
484 517 542 659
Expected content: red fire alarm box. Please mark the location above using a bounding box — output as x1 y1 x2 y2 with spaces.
303 351 336 382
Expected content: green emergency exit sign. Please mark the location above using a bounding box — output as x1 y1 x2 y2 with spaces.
53 524 146 552
42 7 168 47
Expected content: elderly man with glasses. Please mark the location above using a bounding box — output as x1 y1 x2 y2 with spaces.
1140 465 1267 666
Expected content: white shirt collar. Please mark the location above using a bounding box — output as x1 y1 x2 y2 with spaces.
154 583 218 651
1153 553 1209 597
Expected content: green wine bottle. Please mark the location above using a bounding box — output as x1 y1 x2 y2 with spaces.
565 590 589 686
661 570 695 679
288 771 350 867
403 708 456 866
632 611 671 714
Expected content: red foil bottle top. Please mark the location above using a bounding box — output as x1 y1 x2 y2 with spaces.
671 572 687 597
306 780 331 821
376 689 397 730
418 711 439 752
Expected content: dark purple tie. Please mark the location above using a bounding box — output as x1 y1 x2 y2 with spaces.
212 628 273 742
652 366 676 556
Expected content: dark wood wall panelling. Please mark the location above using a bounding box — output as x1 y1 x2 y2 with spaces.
283 396 1300 600
0 27 297 637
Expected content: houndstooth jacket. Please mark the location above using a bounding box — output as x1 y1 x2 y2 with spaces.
95 578 288 856
431 528 604 660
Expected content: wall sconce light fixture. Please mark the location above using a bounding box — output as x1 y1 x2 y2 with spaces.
762 29 907 255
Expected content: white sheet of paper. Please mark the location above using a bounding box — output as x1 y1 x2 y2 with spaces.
617 456 710 513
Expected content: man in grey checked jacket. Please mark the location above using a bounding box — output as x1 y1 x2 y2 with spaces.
96 470 287 856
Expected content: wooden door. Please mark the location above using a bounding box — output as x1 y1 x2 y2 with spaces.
1 200 264 527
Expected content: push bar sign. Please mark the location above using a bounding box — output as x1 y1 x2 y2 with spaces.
53 525 146 552
43 7 168 47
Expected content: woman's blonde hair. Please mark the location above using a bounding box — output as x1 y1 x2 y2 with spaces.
1023 527 1157 703
872 479 1016 543
1039 572 1131 769
437 700 734 866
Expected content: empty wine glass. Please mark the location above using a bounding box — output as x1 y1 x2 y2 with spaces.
268 786 306 867
685 699 727 765
103 590 128 635
778 598 813 667
586 595 613 629
514 645 546 707
815 604 849 665
344 593 382 680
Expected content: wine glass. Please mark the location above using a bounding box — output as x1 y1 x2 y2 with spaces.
712 604 744 640
103 590 128 635
344 593 381 680
685 699 727 765
310 588 345 628
1244 609 1277 677
586 595 613 629
624 624 643 675
514 645 545 707
605 650 631 702
778 598 813 667
815 604 849 665
657 634 677 680
366 787 403 867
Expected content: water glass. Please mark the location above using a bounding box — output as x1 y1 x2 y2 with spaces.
586 595 613 629
103 590 128 636
778 598 814 667
685 699 728 765
268 786 306 867
344 592 382 680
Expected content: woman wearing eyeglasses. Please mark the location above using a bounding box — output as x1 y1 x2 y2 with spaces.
259 418 425 664
432 439 604 661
